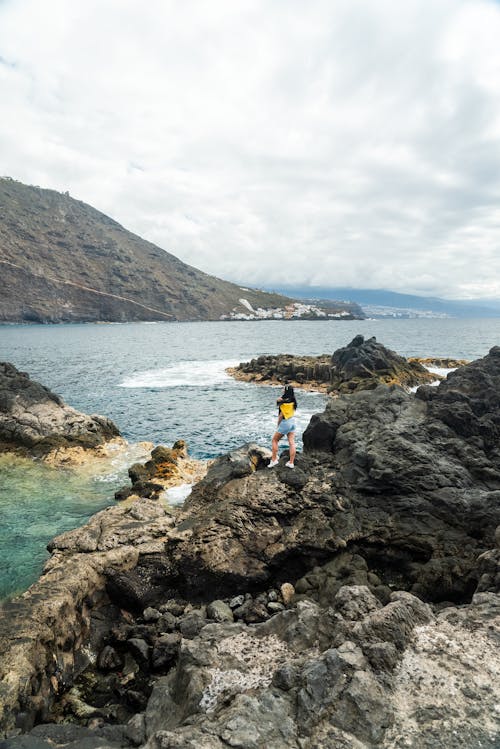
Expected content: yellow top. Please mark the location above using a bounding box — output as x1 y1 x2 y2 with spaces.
279 402 295 419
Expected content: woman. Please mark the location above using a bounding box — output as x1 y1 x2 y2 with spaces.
268 384 297 469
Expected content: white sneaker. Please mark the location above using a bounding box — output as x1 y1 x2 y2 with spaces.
285 461 295 469
267 459 279 468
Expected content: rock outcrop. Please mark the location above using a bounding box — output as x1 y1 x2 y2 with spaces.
1 348 500 746
227 354 333 391
114 441 207 502
0 362 120 459
229 335 436 393
329 335 436 392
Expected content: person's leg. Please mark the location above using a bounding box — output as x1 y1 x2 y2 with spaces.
271 431 283 462
286 432 296 466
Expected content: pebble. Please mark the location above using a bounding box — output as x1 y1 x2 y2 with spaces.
229 595 245 609
280 582 295 606
143 607 161 622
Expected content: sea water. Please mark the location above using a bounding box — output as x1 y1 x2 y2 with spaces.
1 317 500 599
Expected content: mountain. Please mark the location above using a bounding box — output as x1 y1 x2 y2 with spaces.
0 178 292 324
265 285 500 318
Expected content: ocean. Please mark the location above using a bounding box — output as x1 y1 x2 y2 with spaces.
1 317 500 600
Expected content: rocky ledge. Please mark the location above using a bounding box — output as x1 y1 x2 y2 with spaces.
114 441 207 503
1 347 500 747
0 362 120 462
228 335 437 393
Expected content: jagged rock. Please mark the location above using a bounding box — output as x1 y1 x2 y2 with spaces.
2 345 500 746
228 353 333 391
127 639 150 664
151 633 182 672
97 646 124 673
330 335 436 393
0 361 119 457
115 441 206 502
228 336 436 394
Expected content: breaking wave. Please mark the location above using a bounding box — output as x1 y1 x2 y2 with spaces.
119 360 239 388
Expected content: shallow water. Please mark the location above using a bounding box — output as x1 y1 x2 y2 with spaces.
1 317 499 599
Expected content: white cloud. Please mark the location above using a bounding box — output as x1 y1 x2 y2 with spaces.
1 0 500 299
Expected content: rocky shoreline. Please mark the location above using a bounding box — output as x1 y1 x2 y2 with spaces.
0 362 121 465
227 335 443 393
1 343 500 748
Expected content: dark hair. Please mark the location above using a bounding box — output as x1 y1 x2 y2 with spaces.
282 384 297 408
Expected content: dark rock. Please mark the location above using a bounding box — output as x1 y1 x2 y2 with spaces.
0 362 119 454
159 600 185 617
272 664 299 691
330 335 435 393
232 599 269 624
362 642 400 672
126 638 150 664
157 612 177 633
151 633 182 671
186 443 272 504
178 611 206 639
97 646 124 673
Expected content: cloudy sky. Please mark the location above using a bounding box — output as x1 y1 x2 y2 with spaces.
1 0 500 299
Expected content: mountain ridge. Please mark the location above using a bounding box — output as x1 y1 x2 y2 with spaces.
0 178 293 323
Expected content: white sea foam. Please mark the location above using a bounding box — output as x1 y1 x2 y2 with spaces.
409 366 457 393
164 483 193 506
426 366 457 377
118 360 239 388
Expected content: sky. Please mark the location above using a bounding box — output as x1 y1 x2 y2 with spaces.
1 0 500 300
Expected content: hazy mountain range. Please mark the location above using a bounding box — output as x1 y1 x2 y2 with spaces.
266 286 500 319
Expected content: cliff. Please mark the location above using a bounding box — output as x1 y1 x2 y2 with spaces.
0 178 292 323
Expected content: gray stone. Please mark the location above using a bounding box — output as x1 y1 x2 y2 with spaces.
178 612 206 639
151 633 182 671
206 600 234 623
143 607 161 622
333 668 393 743
127 638 150 663
125 713 146 746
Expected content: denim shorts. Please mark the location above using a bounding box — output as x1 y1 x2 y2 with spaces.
277 417 296 435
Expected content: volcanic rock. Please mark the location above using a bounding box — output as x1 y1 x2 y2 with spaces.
228 335 436 393
1 346 500 746
0 361 120 458
115 440 207 502
330 334 436 392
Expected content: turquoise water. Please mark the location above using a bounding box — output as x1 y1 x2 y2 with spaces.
1 317 500 600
